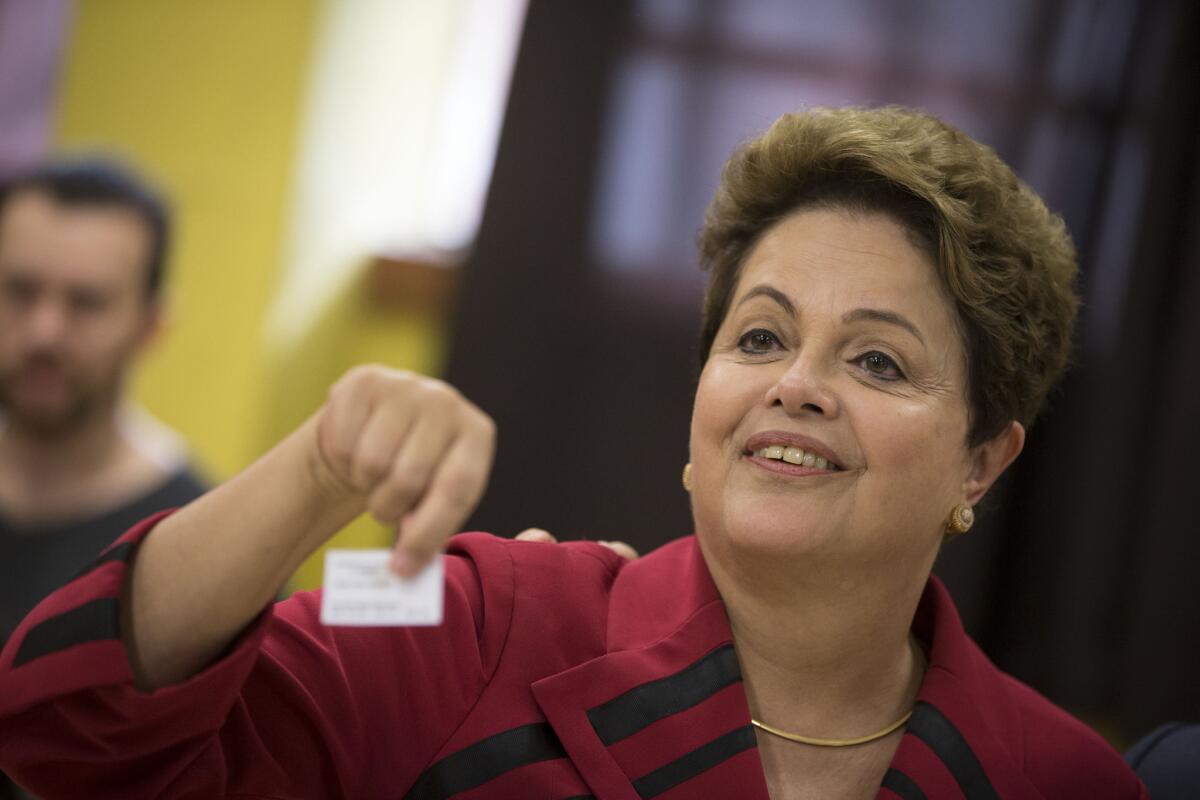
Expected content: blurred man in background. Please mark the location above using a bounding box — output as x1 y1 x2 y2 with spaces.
0 159 206 648
0 158 208 799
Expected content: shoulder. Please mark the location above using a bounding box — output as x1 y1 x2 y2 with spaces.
1125 722 1200 799
448 531 626 594
164 465 210 498
450 531 628 629
993 671 1147 797
916 581 1145 797
125 467 209 514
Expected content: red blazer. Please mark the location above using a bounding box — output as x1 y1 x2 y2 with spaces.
0 513 1147 799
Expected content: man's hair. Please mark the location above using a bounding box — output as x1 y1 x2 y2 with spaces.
0 157 172 300
698 106 1079 447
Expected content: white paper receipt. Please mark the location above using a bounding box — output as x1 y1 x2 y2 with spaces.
320 549 443 626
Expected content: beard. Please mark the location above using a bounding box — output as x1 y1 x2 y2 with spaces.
0 351 117 440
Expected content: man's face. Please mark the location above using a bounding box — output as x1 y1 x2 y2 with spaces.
0 189 157 438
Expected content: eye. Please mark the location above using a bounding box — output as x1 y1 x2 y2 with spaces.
737 328 782 354
1 276 38 307
856 351 905 381
68 291 108 315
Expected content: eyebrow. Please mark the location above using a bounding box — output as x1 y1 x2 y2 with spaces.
734 285 796 317
842 308 926 346
734 284 926 346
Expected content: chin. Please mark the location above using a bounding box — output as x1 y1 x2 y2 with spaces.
704 500 843 562
5 400 92 438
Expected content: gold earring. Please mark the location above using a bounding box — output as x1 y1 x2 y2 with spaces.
946 504 975 535
682 463 693 492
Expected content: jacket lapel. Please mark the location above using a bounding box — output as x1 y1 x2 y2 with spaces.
883 578 1045 800
534 539 1044 800
532 538 770 800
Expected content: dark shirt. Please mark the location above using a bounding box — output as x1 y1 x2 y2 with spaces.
0 467 207 647
0 466 206 799
1126 722 1200 799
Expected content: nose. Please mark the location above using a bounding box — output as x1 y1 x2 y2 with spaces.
764 352 841 418
26 298 70 347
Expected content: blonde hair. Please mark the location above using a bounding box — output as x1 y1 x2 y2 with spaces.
698 106 1079 446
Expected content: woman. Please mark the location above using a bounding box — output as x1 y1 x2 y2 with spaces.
0 107 1146 799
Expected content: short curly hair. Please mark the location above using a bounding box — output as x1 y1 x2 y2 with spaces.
698 106 1079 447
0 157 171 300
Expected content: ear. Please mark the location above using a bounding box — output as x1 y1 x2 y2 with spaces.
963 421 1024 505
134 298 167 351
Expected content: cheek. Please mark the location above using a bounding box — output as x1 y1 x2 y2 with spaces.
859 400 971 496
0 313 15 348
81 311 144 352
689 360 759 457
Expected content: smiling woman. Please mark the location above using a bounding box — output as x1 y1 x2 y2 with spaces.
692 207 1026 797
693 209 981 556
698 108 1078 450
0 107 1147 800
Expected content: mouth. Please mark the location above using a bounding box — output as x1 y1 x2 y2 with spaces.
15 365 67 392
742 431 847 474
749 445 842 471
15 354 66 379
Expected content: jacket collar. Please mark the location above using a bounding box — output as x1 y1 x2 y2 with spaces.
894 577 1045 798
534 536 1044 799
533 537 767 798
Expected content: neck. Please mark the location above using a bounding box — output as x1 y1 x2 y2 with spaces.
701 535 935 739
0 399 171 526
1 405 125 480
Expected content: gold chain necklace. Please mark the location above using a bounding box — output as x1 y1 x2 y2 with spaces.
750 709 912 747
750 637 924 747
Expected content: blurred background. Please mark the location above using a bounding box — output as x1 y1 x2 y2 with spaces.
1 0 1196 748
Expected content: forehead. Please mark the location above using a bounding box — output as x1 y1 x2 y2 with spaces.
0 189 151 290
731 208 956 328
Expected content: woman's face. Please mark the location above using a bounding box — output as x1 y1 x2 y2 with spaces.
690 207 991 572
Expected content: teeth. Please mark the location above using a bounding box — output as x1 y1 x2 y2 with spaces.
753 445 836 470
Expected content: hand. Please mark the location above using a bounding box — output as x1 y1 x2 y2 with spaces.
515 528 639 560
313 366 496 576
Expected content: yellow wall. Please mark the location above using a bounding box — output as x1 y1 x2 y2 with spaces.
54 0 321 478
53 0 451 591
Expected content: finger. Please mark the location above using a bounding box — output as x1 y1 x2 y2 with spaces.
349 401 417 494
319 385 374 481
391 418 494 576
599 540 639 560
515 528 556 544
366 416 456 524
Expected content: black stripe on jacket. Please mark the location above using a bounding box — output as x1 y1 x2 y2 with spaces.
13 598 121 668
12 541 138 667
403 722 566 800
405 644 748 799
907 701 999 799
882 767 928 800
587 644 741 744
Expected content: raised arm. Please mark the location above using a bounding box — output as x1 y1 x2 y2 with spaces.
122 365 495 689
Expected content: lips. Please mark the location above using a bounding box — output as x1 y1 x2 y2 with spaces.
743 430 846 471
19 363 65 381
13 352 66 378
14 364 68 394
